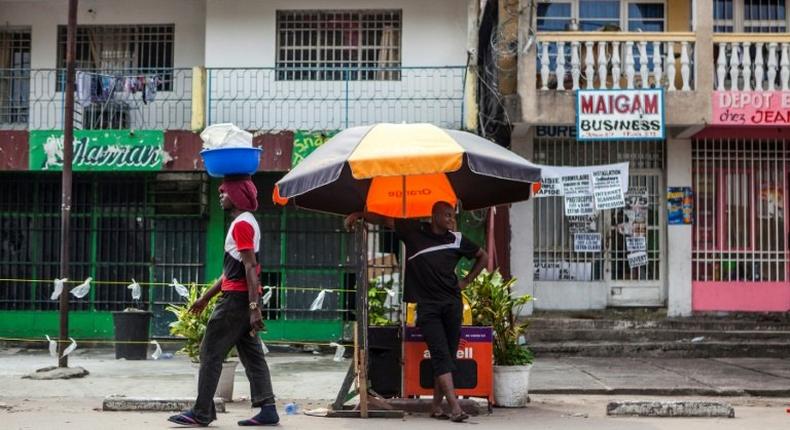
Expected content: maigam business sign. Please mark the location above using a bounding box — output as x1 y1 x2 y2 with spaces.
576 89 665 141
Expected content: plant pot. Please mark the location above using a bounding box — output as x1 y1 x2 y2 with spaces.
194 360 239 402
493 364 532 407
112 310 152 360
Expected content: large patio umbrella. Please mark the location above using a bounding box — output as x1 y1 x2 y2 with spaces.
273 123 542 217
271 123 541 418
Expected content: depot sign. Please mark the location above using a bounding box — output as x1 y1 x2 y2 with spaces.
712 91 790 125
576 89 665 141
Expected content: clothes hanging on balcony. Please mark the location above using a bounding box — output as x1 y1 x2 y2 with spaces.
142 76 158 104
75 71 159 105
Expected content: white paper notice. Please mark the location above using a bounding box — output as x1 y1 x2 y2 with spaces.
574 233 602 253
561 174 592 197
565 195 595 216
626 236 647 252
535 176 563 197
628 251 649 269
593 170 625 210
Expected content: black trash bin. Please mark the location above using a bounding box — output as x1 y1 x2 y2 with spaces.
112 311 153 360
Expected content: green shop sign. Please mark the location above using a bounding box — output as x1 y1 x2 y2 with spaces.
291 130 338 168
29 130 164 171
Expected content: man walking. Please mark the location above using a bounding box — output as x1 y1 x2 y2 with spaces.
169 176 279 427
345 201 487 423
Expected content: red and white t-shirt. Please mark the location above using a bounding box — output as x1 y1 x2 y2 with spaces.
221 212 261 292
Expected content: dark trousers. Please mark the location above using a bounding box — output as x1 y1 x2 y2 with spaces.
193 292 275 422
417 300 462 377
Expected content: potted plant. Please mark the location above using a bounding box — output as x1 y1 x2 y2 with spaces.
167 283 239 402
463 269 534 407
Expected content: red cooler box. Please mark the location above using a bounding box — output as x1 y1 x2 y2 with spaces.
402 325 493 405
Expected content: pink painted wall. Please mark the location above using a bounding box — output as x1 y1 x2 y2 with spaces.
692 282 790 312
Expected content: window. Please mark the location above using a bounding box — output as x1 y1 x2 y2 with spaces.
56 25 174 90
537 1 666 32
579 0 621 31
276 10 401 81
537 2 573 30
0 29 31 125
714 0 788 32
628 3 665 31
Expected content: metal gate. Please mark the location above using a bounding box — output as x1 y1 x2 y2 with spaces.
692 138 788 283
533 136 666 306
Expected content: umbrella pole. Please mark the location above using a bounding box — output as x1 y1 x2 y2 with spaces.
356 221 369 417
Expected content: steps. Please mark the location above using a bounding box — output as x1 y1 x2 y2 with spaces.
524 311 790 358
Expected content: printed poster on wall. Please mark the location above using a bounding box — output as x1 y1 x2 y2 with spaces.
568 215 598 233
627 251 649 269
592 169 625 210
618 186 648 236
626 236 647 252
29 130 164 171
577 89 665 140
574 233 602 253
667 186 693 225
562 173 594 216
535 163 629 198
291 130 338 167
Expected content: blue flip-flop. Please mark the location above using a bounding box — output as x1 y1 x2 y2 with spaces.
167 410 211 427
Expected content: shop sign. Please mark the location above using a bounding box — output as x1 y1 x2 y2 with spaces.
576 89 665 140
291 130 338 167
712 91 790 126
29 130 163 171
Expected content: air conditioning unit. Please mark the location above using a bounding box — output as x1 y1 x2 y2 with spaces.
83 101 130 129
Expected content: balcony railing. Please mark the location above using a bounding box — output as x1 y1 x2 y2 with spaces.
714 34 790 91
0 68 193 130
536 32 696 92
206 66 466 132
0 66 466 132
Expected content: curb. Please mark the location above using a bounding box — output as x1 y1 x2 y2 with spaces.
102 396 226 412
531 388 790 397
606 400 735 417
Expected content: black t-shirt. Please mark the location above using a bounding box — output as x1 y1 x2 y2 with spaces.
394 219 481 304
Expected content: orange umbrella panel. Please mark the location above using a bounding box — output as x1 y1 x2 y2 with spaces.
366 174 458 218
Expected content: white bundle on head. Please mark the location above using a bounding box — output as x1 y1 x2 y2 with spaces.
200 123 253 150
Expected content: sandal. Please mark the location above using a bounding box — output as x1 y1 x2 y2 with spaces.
429 412 450 420
449 412 469 423
167 410 211 427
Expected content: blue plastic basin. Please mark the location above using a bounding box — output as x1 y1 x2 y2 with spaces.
200 147 262 178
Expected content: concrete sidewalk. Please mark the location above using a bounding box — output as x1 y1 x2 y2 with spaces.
0 347 787 400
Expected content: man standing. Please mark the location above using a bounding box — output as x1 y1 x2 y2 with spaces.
345 201 487 423
169 176 279 427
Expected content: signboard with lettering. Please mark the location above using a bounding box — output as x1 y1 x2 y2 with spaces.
711 91 790 126
29 130 163 171
535 162 629 198
291 130 339 167
626 236 647 252
628 251 649 269
576 89 665 140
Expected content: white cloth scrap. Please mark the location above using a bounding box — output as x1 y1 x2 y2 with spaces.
309 289 331 311
70 277 92 298
45 335 57 358
150 340 162 360
170 278 189 298
51 278 67 300
61 337 77 358
329 342 346 362
128 279 141 300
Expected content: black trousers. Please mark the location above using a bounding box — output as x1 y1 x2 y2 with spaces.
417 299 462 377
192 291 275 422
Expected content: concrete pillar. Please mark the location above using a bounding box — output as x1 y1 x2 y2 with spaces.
517 0 538 123
510 125 535 315
693 0 714 118
464 0 480 131
667 138 693 316
191 66 206 131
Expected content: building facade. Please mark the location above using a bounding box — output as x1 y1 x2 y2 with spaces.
510 0 790 315
0 0 482 341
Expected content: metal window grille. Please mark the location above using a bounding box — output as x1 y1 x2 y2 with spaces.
276 10 402 81
0 28 31 125
0 173 207 314
533 137 664 282
692 138 788 282
714 0 788 32
56 25 175 91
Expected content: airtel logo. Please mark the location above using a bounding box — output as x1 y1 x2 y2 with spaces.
388 188 432 198
422 347 473 359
